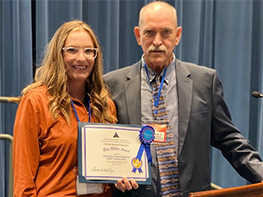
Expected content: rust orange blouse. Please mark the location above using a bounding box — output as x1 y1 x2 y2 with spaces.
13 86 117 197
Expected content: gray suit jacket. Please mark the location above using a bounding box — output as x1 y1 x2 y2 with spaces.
104 59 263 197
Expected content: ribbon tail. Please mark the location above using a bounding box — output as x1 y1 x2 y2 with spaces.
136 144 145 160
145 145 152 163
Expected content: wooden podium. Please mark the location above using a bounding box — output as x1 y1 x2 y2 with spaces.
189 182 263 197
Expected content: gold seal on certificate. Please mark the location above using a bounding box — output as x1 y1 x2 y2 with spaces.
77 123 152 185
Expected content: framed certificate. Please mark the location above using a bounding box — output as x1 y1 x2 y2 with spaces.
78 123 152 185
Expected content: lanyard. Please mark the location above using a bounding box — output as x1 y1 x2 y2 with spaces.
144 64 167 114
71 99 91 122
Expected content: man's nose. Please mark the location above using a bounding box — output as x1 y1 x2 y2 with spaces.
153 33 162 47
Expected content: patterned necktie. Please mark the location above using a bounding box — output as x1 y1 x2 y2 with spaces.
152 75 182 197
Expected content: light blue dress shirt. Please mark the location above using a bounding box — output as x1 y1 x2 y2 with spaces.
140 54 179 193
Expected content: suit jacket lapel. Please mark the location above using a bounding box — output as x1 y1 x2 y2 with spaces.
176 60 193 156
125 62 141 125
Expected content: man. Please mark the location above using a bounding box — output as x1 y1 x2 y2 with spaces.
104 1 263 197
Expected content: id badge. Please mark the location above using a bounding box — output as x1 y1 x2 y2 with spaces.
147 124 167 143
76 176 104 195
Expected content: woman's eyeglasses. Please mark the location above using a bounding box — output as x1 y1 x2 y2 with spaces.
62 47 99 59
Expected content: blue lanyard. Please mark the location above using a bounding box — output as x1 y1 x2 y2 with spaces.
71 99 91 122
144 64 167 114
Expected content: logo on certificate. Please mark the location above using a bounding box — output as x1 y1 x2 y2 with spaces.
113 132 119 138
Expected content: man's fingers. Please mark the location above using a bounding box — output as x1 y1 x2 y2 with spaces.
130 178 139 189
115 180 126 192
122 177 132 190
115 177 139 192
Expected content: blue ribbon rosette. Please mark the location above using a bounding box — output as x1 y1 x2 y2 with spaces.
132 125 155 173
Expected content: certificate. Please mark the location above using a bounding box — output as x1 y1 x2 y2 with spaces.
78 123 152 185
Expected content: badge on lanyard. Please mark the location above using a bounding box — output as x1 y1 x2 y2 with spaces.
144 64 168 143
147 124 167 143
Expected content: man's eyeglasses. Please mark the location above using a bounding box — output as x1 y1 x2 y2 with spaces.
62 47 99 59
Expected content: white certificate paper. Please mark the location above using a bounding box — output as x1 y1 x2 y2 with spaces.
78 123 151 185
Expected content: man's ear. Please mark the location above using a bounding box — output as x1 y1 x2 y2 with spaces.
175 26 182 46
134 26 141 46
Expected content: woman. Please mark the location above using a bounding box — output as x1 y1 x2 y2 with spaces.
13 20 117 196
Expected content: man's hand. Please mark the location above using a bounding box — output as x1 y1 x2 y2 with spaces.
115 177 139 193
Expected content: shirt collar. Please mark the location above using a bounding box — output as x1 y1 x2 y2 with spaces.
141 53 175 84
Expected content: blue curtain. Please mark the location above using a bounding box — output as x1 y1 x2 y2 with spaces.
0 0 33 196
1 0 263 196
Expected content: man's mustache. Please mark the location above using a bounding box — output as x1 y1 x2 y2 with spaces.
147 45 167 53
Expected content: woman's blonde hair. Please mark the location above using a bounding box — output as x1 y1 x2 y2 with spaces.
20 20 116 124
